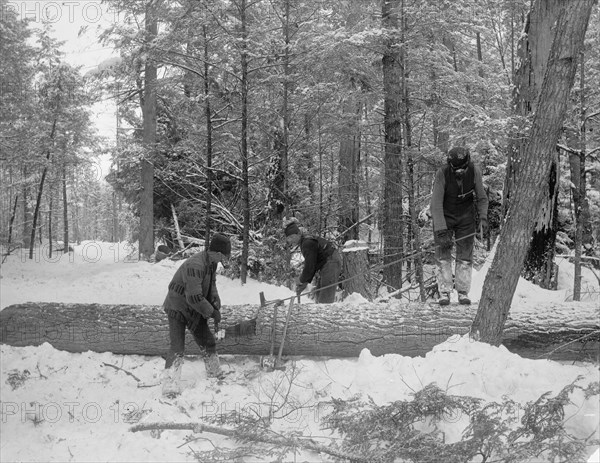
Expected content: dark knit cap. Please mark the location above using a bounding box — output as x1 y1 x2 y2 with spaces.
209 233 231 257
447 146 470 168
284 221 301 237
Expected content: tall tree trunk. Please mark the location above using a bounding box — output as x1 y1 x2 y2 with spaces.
280 0 290 219
22 166 32 248
401 0 424 301
240 0 250 284
48 182 54 257
471 0 594 345
337 130 360 242
363 106 373 245
382 0 404 293
62 160 69 253
569 51 591 301
29 118 57 260
265 0 290 223
203 24 213 248
7 194 18 250
505 0 562 289
139 0 158 260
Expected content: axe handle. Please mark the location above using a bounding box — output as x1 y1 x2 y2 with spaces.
277 298 294 363
269 303 279 357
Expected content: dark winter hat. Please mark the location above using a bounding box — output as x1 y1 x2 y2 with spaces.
447 146 470 169
209 233 231 257
284 221 301 237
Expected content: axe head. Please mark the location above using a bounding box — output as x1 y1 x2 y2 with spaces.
224 318 258 338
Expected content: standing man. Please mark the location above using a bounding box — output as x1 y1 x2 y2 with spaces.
161 233 231 394
284 221 341 303
430 147 488 305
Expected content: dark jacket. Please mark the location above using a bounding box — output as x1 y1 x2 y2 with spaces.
298 235 336 284
162 251 220 325
430 161 488 232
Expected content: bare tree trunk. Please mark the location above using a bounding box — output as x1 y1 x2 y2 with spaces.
401 0 424 301
471 0 594 345
342 241 371 300
280 0 291 219
338 134 359 242
22 171 31 249
506 0 562 288
8 194 18 244
203 23 213 248
48 182 54 257
29 119 57 260
240 0 250 284
566 53 593 301
139 0 159 260
381 0 404 294
62 161 69 253
363 106 373 245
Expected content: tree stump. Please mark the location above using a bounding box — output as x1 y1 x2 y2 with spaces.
342 240 371 300
0 301 598 361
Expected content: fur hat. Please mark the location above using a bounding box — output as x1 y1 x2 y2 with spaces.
447 146 470 169
284 221 301 237
209 233 231 257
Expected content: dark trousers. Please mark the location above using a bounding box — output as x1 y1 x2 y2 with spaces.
435 214 475 263
165 314 216 368
315 250 342 304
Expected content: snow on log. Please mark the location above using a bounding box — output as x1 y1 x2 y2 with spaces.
0 301 598 361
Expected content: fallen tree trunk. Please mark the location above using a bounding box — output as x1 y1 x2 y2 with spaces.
0 301 598 361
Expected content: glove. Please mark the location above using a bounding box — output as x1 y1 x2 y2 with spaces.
435 229 453 252
211 308 221 324
210 295 221 311
197 299 215 318
479 218 489 237
295 280 308 295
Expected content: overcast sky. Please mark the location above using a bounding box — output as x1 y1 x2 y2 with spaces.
9 1 119 141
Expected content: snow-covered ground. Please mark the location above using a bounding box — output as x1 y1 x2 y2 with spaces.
1 241 599 462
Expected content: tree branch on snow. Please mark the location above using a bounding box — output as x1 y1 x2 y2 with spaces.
129 421 363 462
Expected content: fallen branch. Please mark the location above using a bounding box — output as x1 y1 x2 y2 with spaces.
129 421 365 462
535 329 600 360
102 362 141 382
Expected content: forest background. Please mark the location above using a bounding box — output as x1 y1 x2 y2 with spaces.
1 0 599 302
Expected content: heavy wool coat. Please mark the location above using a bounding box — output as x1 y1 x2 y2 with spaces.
162 251 220 329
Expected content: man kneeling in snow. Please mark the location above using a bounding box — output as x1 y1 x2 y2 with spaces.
161 233 231 393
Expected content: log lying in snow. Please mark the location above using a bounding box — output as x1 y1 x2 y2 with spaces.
0 301 598 361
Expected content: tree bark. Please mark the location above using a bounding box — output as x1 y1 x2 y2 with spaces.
29 118 57 260
341 241 371 300
240 0 250 284
506 0 562 288
62 161 69 254
1 301 597 361
381 0 404 293
472 0 595 345
139 0 158 260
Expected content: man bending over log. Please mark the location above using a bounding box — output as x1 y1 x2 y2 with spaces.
284 220 341 303
161 233 231 394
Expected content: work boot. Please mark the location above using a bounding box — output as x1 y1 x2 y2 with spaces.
458 292 471 305
161 354 184 397
204 353 223 379
438 292 451 306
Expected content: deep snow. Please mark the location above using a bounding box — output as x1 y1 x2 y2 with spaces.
1 241 598 462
